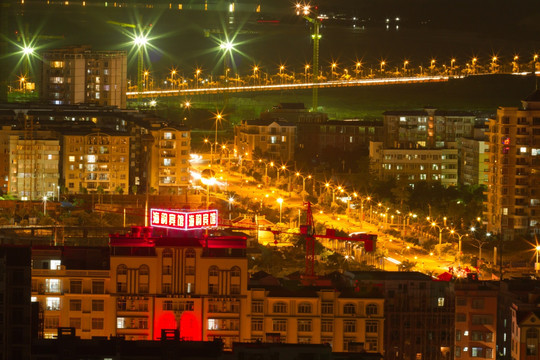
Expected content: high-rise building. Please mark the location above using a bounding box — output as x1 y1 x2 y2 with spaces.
41 46 127 108
484 90 540 240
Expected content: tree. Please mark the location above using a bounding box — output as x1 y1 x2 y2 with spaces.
131 185 138 195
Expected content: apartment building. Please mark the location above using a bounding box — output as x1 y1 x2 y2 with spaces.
0 124 60 200
31 247 112 340
295 120 383 166
41 46 127 108
369 142 459 187
148 124 191 194
234 119 296 162
353 272 455 360
454 281 498 360
484 90 540 240
248 285 384 352
383 109 475 149
62 131 130 194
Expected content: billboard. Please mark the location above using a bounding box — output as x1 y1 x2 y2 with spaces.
150 209 219 230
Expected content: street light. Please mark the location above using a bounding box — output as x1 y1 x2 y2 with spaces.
330 62 337 80
252 66 259 84
491 56 498 73
277 197 283 224
228 196 234 220
403 60 409 73
304 64 310 82
279 65 285 84
355 61 362 78
258 159 274 186
143 70 149 91
450 229 469 266
201 177 216 209
380 61 386 72
195 68 201 89
295 172 312 200
430 220 445 260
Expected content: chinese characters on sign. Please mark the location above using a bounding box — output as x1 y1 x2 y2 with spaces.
150 209 219 230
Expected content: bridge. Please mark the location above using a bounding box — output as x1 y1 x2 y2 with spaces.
127 75 454 99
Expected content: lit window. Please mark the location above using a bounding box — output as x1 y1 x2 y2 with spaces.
117 317 125 329
208 319 219 330
437 297 445 306
46 297 61 311
69 156 75 162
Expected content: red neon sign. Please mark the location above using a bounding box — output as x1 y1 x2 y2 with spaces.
150 209 218 230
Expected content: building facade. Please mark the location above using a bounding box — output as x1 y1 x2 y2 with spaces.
149 125 191 194
369 142 459 187
484 90 540 240
383 109 475 149
248 287 384 352
63 132 130 194
454 282 498 360
234 119 296 162
28 228 386 354
457 138 489 186
0 124 60 200
41 46 127 108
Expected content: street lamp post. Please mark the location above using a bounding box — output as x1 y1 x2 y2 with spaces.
355 61 362 78
450 229 469 266
43 196 48 215
228 196 234 221
202 177 216 209
277 197 283 224
195 69 201 89
295 172 312 200
430 220 445 260
304 64 310 83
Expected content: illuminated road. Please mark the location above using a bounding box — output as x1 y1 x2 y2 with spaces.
127 75 453 98
190 155 458 277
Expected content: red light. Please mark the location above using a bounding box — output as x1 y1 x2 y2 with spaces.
154 311 177 340
179 311 201 341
